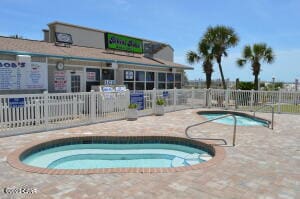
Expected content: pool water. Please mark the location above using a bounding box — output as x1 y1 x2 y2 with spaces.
201 113 268 127
22 143 212 169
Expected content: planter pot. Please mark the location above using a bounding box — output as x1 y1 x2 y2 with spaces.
127 109 138 121
155 105 164 116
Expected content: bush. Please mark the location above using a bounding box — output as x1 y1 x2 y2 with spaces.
156 98 165 105
128 104 138 109
238 81 254 90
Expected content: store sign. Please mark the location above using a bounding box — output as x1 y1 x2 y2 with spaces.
54 71 67 91
105 33 143 54
86 72 96 82
130 93 144 110
9 97 25 108
163 91 169 97
0 61 47 90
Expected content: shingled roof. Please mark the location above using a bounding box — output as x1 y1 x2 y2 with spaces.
0 36 192 69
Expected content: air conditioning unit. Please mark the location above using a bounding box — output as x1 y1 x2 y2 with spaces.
17 55 31 63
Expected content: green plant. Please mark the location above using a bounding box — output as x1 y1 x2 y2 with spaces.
156 98 165 106
128 103 138 109
237 43 275 90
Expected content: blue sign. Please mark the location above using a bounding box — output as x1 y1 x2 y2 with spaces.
9 97 25 108
130 93 144 110
163 91 169 98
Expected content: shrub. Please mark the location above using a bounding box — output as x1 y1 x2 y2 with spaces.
128 104 138 109
156 98 165 106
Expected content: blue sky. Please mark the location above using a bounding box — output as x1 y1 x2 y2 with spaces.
1 0 299 82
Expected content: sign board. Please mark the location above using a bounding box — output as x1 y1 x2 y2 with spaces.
54 71 67 91
9 97 25 108
105 33 143 54
55 32 73 44
130 93 144 110
125 70 134 80
115 86 126 92
163 91 169 98
104 80 115 85
0 61 48 90
86 72 96 82
102 86 114 92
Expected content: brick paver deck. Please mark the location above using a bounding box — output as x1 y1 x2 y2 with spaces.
0 109 299 199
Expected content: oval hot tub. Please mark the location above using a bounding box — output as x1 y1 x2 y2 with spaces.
8 136 224 174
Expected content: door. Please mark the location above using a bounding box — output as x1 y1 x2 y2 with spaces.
67 71 84 92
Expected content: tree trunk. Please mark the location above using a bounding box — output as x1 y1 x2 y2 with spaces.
217 61 227 89
254 74 259 90
206 73 212 89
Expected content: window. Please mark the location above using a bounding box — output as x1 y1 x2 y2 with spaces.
124 70 134 90
158 73 166 90
102 69 114 80
136 71 145 81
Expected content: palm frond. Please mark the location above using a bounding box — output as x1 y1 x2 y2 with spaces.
186 51 200 64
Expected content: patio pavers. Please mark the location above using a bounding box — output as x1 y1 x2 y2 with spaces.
0 108 299 199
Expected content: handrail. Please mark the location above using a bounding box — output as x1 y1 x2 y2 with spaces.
185 114 237 146
253 104 274 129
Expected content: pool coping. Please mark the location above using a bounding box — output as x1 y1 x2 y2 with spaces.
7 135 225 175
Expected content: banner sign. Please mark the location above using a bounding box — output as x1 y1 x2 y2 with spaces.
104 80 115 85
105 33 143 54
163 91 169 98
130 93 144 110
54 71 67 91
0 61 47 90
86 72 96 82
9 97 25 108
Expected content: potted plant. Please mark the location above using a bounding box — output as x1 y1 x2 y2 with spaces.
127 103 138 121
155 98 165 116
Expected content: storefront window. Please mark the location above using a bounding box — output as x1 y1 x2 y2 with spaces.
102 69 114 80
124 82 134 90
167 73 174 82
175 73 181 88
136 71 145 81
158 73 166 90
135 82 145 90
124 70 134 81
146 72 154 81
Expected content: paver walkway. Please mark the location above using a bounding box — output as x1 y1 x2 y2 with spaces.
0 109 299 199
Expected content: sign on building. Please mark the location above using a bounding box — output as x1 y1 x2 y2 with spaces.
105 33 143 54
86 72 96 81
0 61 47 90
54 71 67 91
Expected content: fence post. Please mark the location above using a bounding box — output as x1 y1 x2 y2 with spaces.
191 87 195 108
278 88 282 113
43 91 49 129
152 88 156 114
73 96 77 119
225 89 229 110
208 88 212 108
173 87 177 111
35 99 40 126
250 89 254 112
90 90 96 122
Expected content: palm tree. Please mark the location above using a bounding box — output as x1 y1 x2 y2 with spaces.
186 40 214 89
202 26 239 89
237 43 275 90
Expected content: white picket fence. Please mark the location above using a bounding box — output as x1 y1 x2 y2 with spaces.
0 88 299 137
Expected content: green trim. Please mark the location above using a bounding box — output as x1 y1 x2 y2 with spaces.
0 50 193 70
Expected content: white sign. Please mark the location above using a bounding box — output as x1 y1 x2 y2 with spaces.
0 61 47 90
54 71 67 90
86 72 96 81
125 70 134 80
104 80 115 85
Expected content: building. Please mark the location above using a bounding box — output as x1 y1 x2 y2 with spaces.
0 21 192 94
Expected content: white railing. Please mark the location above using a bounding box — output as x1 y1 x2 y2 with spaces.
0 88 299 137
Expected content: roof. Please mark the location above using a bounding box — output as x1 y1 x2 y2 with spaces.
48 21 174 50
0 36 192 70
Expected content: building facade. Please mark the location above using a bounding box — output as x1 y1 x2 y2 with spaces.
0 22 192 94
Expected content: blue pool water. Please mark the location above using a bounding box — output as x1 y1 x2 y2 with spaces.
201 113 268 126
22 144 212 169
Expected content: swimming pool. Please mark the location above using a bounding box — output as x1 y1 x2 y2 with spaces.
8 136 223 174
198 111 270 127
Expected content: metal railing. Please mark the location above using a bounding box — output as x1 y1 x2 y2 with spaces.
185 114 237 146
253 104 274 129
